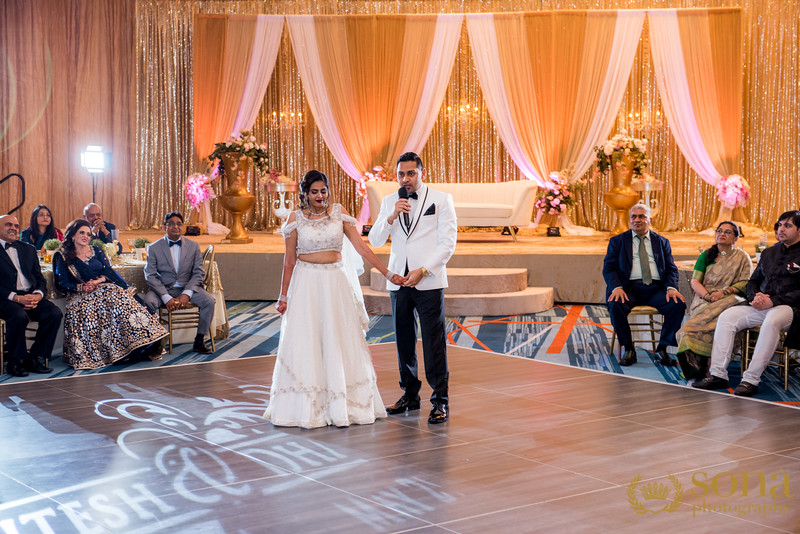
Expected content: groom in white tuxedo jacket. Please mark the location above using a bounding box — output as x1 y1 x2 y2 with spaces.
369 152 457 423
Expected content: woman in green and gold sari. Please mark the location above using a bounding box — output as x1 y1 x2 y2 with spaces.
677 221 753 380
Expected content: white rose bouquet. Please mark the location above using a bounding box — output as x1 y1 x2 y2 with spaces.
207 129 270 177
593 131 650 179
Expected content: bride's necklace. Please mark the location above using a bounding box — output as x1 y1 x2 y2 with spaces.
308 208 328 218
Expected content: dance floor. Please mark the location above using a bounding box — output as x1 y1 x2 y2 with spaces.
2 344 799 532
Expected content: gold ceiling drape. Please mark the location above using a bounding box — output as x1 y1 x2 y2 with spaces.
1 0 797 233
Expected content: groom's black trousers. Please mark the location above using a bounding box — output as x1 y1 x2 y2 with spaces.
390 286 449 405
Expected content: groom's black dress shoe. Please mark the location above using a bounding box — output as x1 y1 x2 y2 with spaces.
386 395 420 415
427 402 448 424
618 350 637 366
654 349 678 367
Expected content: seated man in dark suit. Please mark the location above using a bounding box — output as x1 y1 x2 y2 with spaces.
83 202 122 253
0 215 62 376
141 212 215 354
603 203 686 366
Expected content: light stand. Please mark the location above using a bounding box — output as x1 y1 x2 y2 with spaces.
80 145 107 203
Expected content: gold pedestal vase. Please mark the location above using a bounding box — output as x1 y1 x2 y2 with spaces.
219 153 255 244
603 157 640 236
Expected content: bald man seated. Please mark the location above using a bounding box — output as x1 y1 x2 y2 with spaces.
0 214 62 376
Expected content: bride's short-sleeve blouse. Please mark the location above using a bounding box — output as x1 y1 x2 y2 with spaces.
282 203 357 254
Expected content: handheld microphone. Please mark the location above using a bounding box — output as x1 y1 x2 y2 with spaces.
397 187 410 228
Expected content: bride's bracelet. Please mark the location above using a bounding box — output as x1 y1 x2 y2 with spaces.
384 271 396 282
277 294 287 303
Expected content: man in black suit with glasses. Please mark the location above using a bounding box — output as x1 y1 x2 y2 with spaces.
0 214 61 376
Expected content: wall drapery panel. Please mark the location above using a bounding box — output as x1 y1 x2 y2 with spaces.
2 1 798 233
466 11 644 185
648 8 742 188
0 0 136 229
286 14 461 222
193 14 283 160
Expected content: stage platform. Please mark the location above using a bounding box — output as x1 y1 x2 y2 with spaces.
118 228 764 303
1 344 798 531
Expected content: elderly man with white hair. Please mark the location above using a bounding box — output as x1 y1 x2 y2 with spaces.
602 203 686 368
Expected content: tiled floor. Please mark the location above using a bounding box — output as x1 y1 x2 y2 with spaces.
1 344 799 533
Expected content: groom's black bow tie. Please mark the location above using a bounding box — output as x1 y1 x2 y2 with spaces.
408 192 418 200
168 240 182 247
3 242 11 250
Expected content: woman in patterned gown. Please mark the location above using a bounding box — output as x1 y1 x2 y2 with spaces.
54 219 168 369
676 221 753 380
264 170 404 429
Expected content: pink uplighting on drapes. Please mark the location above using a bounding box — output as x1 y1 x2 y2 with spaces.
466 11 644 187
286 14 462 225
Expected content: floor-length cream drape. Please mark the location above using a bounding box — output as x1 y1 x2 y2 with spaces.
467 11 644 186
286 14 462 191
125 1 797 230
648 8 742 188
193 15 283 161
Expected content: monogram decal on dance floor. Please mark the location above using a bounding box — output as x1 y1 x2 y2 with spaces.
0 384 453 533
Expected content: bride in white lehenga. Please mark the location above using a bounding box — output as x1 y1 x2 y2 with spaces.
264 170 406 429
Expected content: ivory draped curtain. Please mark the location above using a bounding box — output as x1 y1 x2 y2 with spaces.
466 11 644 186
193 14 284 160
648 8 742 188
3 1 797 233
286 14 462 221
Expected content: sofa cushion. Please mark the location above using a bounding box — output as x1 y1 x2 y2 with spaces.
455 203 513 219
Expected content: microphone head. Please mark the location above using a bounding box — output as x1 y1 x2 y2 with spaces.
397 187 409 200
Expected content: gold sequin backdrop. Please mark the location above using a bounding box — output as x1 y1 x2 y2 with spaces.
5 1 793 231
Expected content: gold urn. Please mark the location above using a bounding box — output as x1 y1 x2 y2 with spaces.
219 152 255 244
603 156 640 236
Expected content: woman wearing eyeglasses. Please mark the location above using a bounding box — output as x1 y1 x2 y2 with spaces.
676 221 752 380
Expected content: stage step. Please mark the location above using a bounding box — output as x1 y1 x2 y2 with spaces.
362 267 554 316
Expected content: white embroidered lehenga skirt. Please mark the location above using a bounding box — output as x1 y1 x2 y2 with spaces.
264 260 386 429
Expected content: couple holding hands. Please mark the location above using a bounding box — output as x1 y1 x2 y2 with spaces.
264 152 457 429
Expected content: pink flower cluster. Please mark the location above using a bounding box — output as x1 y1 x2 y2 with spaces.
184 173 216 210
357 166 389 198
535 172 574 215
716 174 750 208
260 168 293 186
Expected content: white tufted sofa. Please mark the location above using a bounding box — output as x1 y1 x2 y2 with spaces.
366 180 538 240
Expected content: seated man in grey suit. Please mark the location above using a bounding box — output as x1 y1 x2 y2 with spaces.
142 212 215 353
